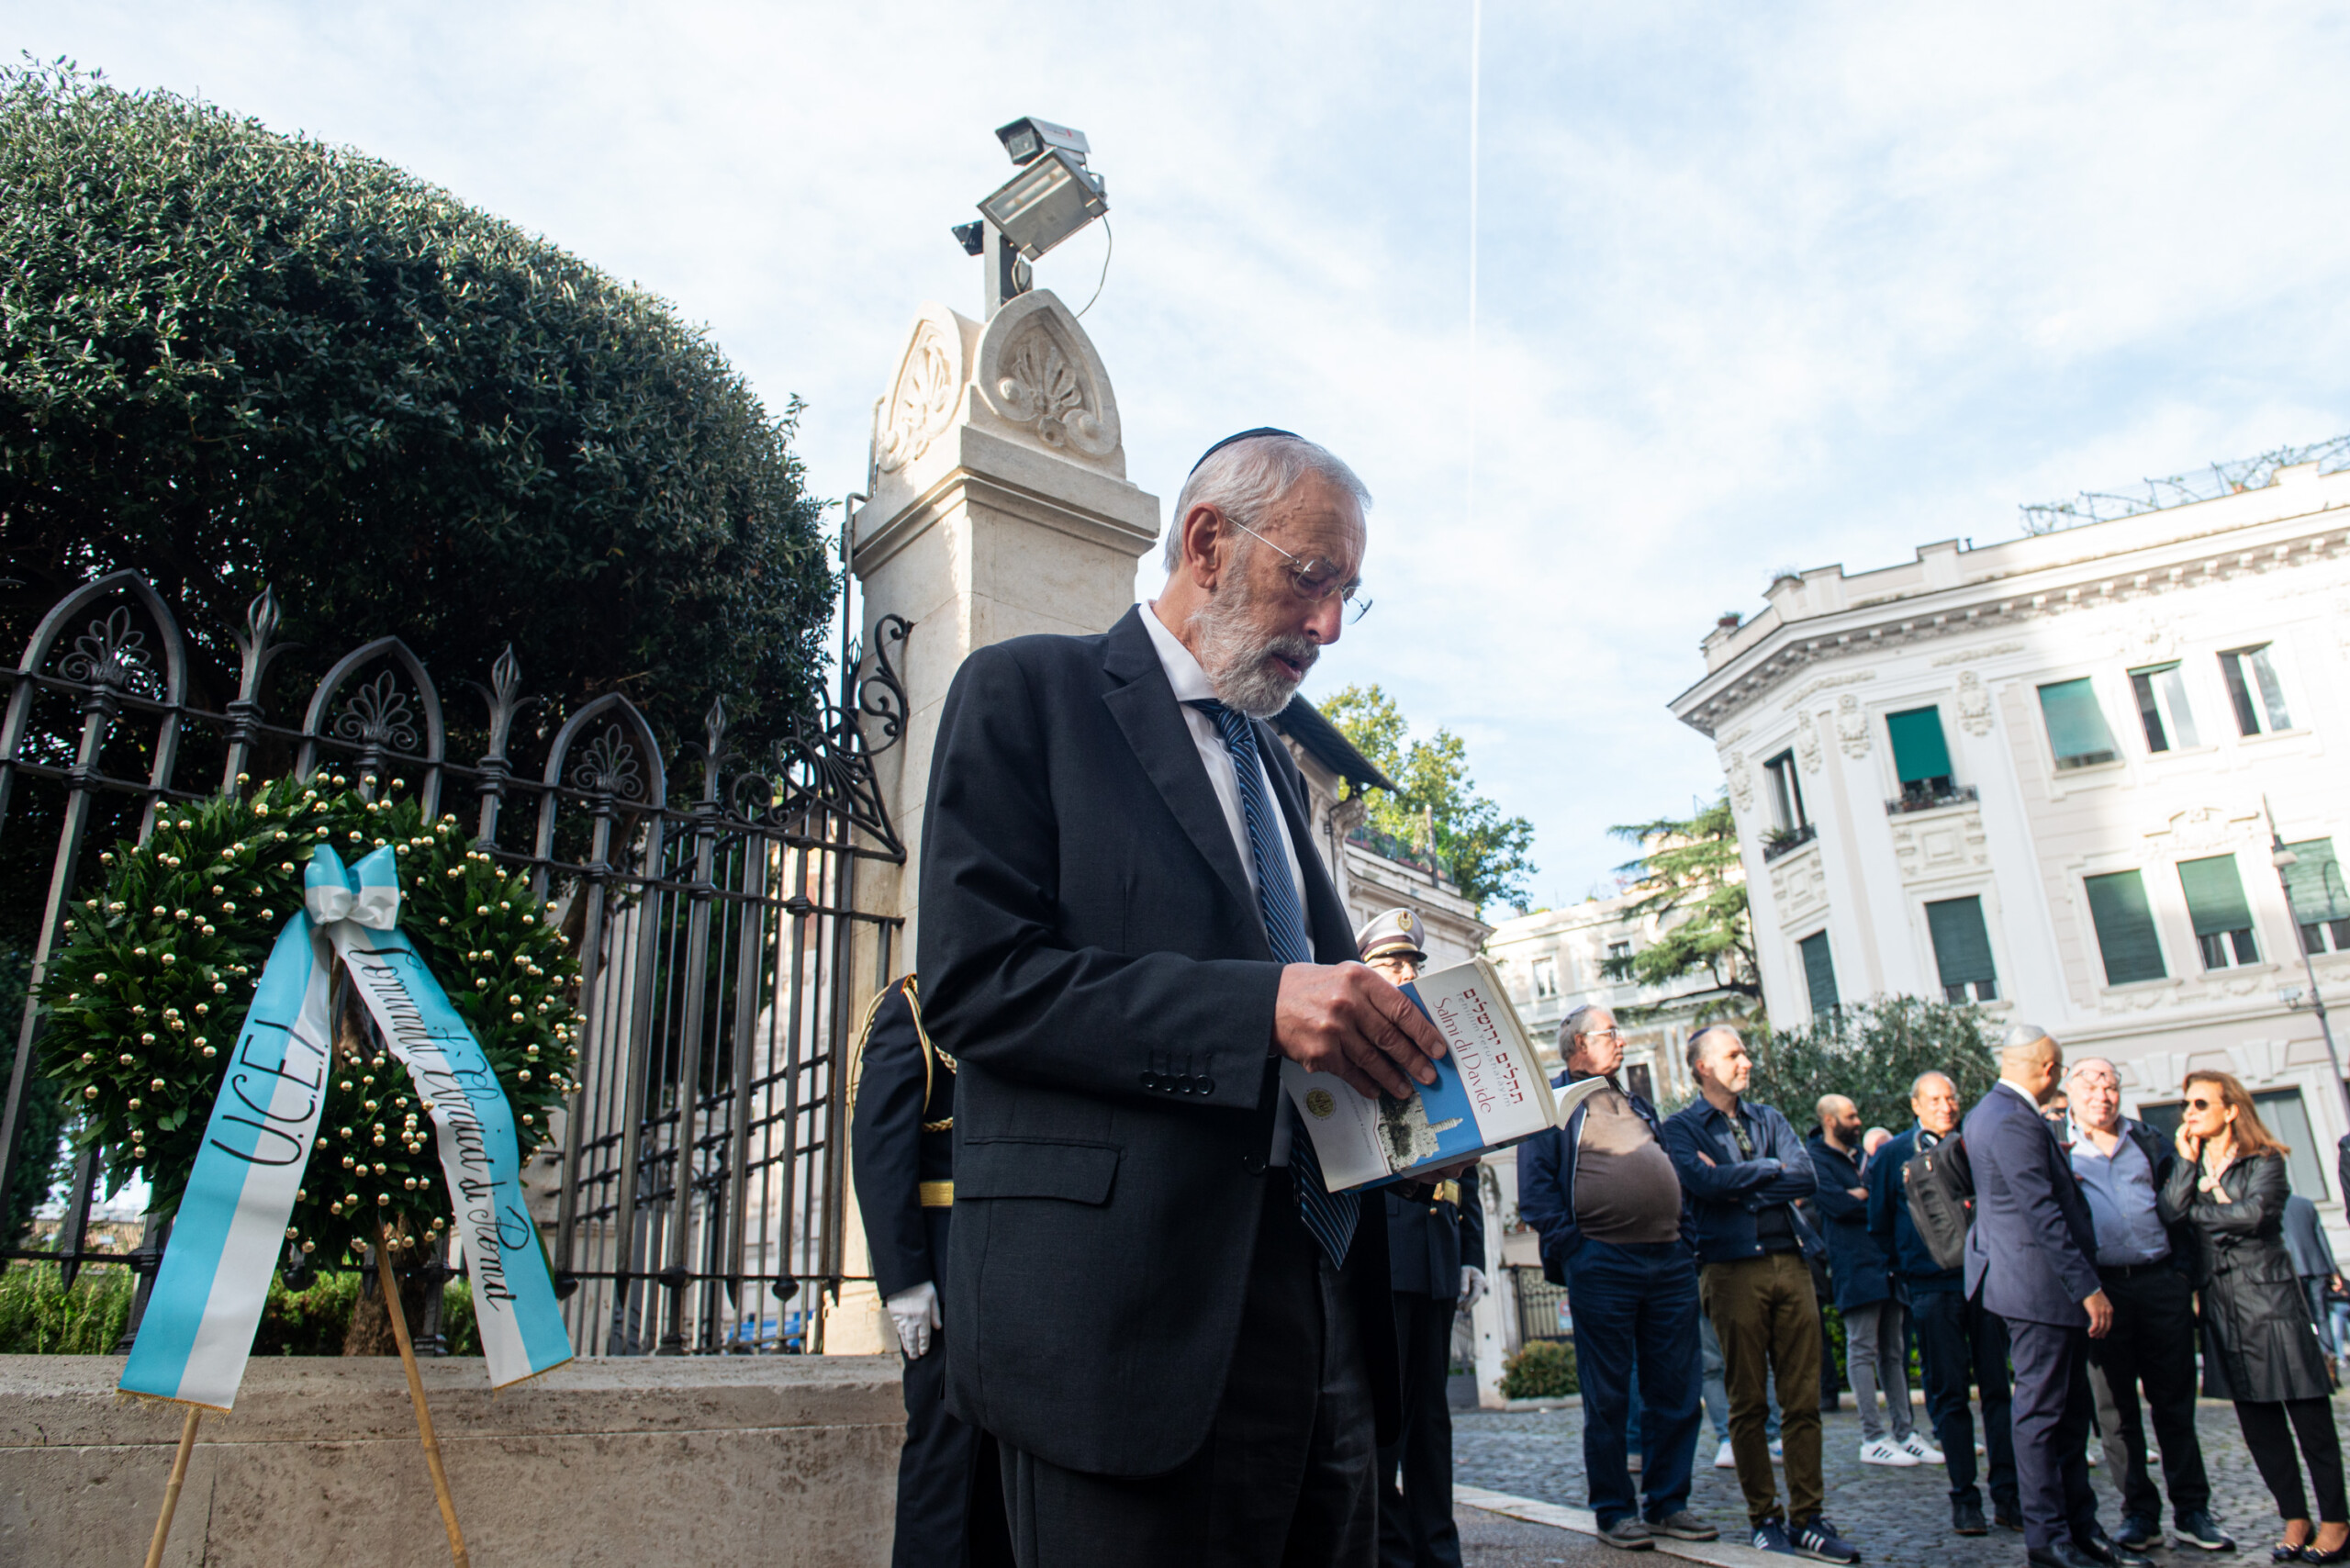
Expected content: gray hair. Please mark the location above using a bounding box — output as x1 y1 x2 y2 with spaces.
1560 1004 1608 1051
1909 1070 1956 1100
1161 433 1371 572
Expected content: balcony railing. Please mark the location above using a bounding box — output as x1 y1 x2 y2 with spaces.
1761 823 1818 863
1885 781 1980 817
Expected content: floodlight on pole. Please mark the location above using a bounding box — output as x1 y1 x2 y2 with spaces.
946 116 1110 319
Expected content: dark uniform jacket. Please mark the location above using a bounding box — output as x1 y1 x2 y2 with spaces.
1386 1177 1487 1299
917 606 1398 1478
2163 1149 2334 1403
851 976 955 1302
1807 1131 1890 1310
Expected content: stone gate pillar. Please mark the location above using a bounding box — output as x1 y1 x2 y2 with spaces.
824 290 1160 1351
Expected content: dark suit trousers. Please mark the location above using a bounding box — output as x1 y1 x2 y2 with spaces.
2086 1266 2210 1523
1912 1288 2018 1511
899 1328 1014 1568
999 1179 1378 1568
2007 1318 2098 1552
1377 1294 1461 1568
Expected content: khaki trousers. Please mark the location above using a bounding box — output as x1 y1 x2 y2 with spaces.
1701 1252 1823 1528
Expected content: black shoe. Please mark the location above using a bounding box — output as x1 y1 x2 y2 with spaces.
1953 1501 1989 1537
2174 1510 2236 1552
2079 1531 2156 1568
1998 1508 2027 1533
2301 1540 2349 1565
2029 1542 2108 1568
2115 1516 2162 1551
2273 1546 2307 1563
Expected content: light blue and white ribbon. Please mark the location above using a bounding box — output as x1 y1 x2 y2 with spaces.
123 846 572 1409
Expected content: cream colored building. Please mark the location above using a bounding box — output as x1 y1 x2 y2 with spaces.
1669 453 2350 1222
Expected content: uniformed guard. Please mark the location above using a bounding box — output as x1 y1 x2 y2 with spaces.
849 973 1011 1568
1356 909 1490 1568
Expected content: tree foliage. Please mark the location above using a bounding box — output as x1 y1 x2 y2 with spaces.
0 946 68 1245
0 62 834 759
1321 684 1537 910
1601 793 1758 1007
1746 996 1999 1137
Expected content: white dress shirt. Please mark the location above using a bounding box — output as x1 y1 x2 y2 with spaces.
1141 601 1315 1165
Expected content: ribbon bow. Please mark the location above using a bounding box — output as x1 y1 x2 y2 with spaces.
123 841 572 1411
303 845 401 929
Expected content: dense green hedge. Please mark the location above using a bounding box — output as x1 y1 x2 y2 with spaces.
0 1260 481 1356
0 62 834 758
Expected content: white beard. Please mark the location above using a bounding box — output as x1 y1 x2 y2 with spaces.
1187 578 1318 718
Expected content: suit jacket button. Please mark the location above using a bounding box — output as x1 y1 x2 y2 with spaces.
1197 1077 1214 1095
1141 1071 1159 1090
1243 1153 1267 1174
1176 1075 1194 1094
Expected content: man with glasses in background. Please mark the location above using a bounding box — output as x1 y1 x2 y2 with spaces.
2066 1058 2233 1555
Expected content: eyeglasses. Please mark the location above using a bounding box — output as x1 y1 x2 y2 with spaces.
1579 1028 1624 1044
1227 517 1373 622
2187 1096 2218 1111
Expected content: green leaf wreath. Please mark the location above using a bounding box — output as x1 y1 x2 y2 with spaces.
38 773 581 1267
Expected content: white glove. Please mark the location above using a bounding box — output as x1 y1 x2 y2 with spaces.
1459 1265 1486 1309
887 1280 942 1360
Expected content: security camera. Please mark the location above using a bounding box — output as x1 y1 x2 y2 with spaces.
995 117 1091 167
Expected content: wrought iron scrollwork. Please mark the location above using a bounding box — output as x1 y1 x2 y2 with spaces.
726 614 911 857
330 670 422 754
572 724 647 802
59 608 160 698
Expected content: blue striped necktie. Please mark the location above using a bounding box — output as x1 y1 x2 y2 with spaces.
1190 700 1359 1269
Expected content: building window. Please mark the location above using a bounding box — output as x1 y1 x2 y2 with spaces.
1531 956 1558 999
1625 1062 1654 1103
2177 854 2258 969
2084 870 2167 985
2036 678 2119 770
2220 644 2293 735
1606 939 1631 964
1925 896 1999 1003
2283 838 2350 954
2129 662 2200 753
1886 706 1963 809
1764 750 1807 831
1797 930 1839 1016
2141 1089 2326 1199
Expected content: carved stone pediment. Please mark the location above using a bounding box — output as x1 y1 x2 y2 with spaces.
874 303 969 476
973 290 1122 470
2143 805 2262 856
1891 807 1988 882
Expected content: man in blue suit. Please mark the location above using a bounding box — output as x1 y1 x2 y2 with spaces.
1964 1025 2149 1568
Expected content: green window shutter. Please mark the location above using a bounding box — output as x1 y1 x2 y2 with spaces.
2085 870 2166 985
1798 930 1839 1014
2284 839 2350 923
2036 678 2118 767
2177 855 2253 936
1926 896 1997 987
1886 707 1953 783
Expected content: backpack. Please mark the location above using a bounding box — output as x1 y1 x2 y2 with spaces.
1903 1134 1975 1271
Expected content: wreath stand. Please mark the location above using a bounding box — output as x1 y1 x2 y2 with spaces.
137 1231 471 1568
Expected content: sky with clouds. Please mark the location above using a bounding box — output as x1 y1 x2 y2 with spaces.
15 2 2350 911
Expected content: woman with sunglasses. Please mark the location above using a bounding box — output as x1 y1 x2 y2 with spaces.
2165 1070 2346 1561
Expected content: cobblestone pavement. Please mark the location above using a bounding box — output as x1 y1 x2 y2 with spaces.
1457 1394 2350 1562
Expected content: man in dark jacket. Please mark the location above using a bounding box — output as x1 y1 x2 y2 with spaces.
1662 1026 1858 1563
920 431 1451 1566
849 975 1013 1568
1964 1026 2146 1568
2065 1058 2233 1554
1808 1095 1930 1467
1868 1070 2019 1537
1517 1004 1717 1552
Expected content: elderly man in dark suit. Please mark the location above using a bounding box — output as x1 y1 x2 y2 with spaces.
921 430 1461 1567
1964 1025 2150 1568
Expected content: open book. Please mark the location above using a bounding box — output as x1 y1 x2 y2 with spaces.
1282 957 1608 1193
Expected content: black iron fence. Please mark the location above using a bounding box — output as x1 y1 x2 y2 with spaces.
0 567 907 1356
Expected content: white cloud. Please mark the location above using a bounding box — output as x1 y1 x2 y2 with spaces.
12 0 2349 907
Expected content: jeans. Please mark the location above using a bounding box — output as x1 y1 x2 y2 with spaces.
1841 1298 1915 1444
2085 1265 2209 1526
1702 1251 1823 1529
2331 1300 2350 1364
1911 1286 2019 1512
1564 1239 1704 1530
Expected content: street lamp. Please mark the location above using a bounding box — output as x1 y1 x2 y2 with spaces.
2266 797 2350 1135
948 116 1110 319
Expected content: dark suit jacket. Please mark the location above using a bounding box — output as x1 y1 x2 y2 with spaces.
1962 1083 2099 1326
918 605 1397 1477
1807 1131 1890 1310
1865 1124 1964 1294
848 976 954 1302
1386 1178 1486 1299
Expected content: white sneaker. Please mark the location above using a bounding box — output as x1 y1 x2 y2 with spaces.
1899 1431 1945 1464
1714 1440 1737 1469
1860 1437 1920 1466
1769 1439 1785 1462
